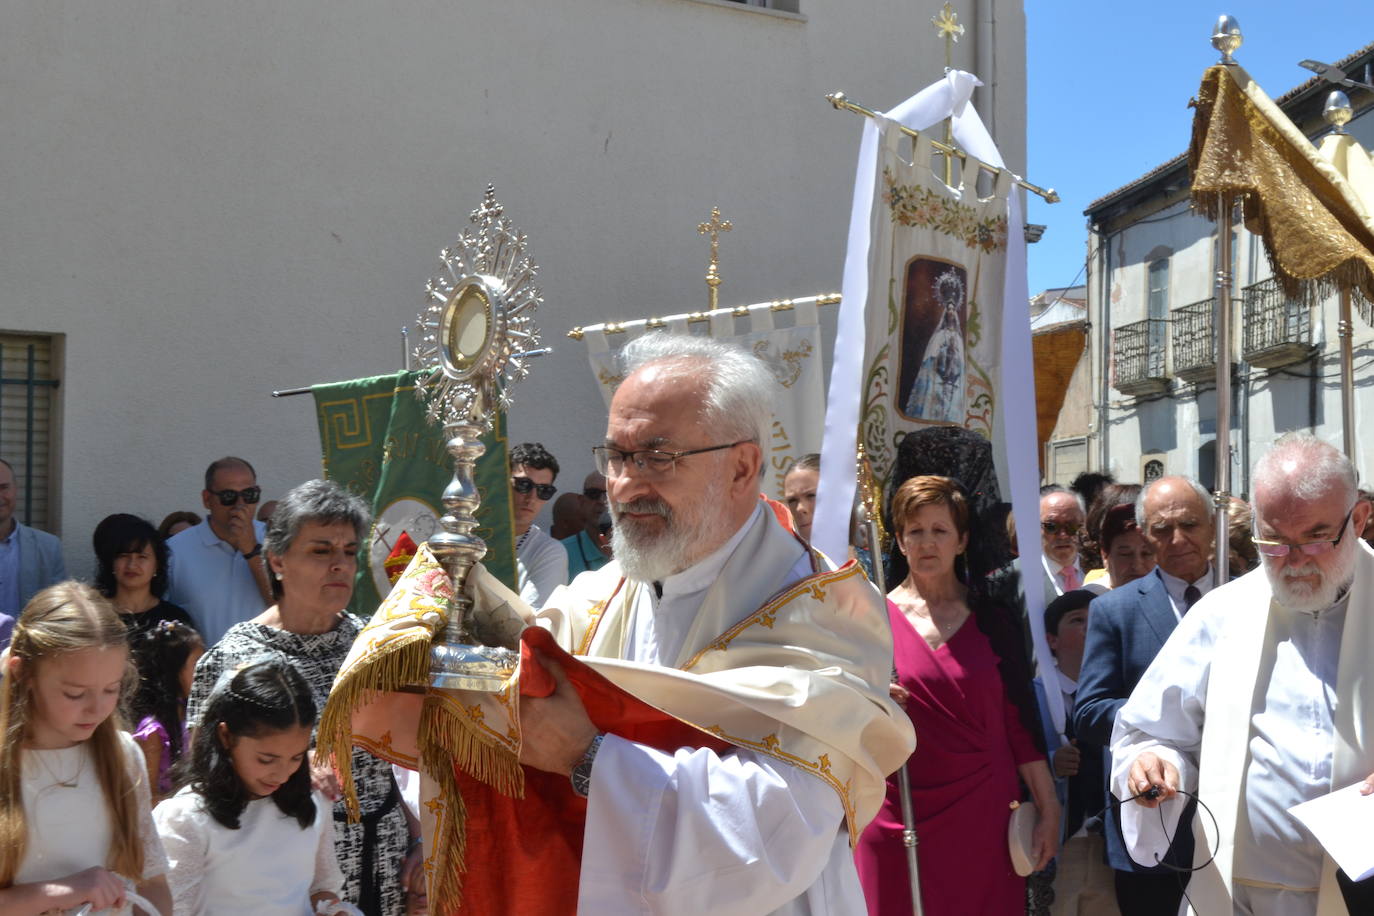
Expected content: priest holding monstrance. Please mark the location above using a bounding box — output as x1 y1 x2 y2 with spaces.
323 332 913 914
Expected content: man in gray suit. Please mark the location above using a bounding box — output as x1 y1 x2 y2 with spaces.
1074 475 1215 916
0 458 67 645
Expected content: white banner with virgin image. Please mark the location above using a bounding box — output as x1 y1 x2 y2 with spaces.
579 300 826 501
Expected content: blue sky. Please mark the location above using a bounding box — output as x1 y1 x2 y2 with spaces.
1025 2 1374 294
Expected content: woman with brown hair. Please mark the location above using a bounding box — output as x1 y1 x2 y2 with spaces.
855 475 1059 915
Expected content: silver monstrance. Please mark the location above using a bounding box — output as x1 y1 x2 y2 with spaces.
413 185 544 692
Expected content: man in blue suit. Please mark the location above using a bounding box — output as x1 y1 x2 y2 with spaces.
1074 475 1215 916
0 458 67 645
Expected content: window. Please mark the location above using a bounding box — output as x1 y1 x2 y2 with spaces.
1147 258 1170 321
0 333 62 533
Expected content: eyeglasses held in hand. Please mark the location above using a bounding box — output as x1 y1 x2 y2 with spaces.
213 486 261 506
511 477 557 501
1252 503 1356 558
1041 520 1081 537
592 441 749 478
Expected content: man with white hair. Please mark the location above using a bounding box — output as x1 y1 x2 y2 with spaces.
1111 433 1374 914
515 333 913 913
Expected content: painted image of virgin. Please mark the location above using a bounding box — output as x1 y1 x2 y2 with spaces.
900 260 967 423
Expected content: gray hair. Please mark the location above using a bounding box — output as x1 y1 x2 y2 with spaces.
1135 475 1212 527
1252 432 1357 506
264 480 371 596
618 333 774 455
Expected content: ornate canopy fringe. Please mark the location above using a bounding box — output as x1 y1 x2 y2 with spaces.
1189 64 1374 320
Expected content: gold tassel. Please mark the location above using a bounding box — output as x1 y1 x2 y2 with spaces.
317 633 434 821
415 691 525 915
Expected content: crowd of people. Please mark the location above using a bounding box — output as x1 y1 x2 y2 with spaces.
1 332 1373 915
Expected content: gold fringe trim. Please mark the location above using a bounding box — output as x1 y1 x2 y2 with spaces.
416 692 524 915
317 632 433 821
418 694 524 798
420 743 467 916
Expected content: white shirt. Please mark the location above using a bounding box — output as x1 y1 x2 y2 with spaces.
1156 564 1214 622
155 788 343 915
1111 589 1348 896
17 732 169 914
517 523 569 610
165 518 268 643
579 504 862 915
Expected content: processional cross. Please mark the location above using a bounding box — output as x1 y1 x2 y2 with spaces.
931 3 964 186
698 206 733 310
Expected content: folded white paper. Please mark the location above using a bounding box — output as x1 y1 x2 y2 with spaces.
1288 781 1374 882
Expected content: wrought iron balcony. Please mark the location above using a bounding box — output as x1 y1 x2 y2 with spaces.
1112 318 1170 395
1241 278 1314 368
1171 298 1217 383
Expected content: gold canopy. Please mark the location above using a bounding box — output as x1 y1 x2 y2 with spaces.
1189 64 1374 319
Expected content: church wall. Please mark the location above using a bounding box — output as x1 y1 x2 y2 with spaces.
0 1 1027 578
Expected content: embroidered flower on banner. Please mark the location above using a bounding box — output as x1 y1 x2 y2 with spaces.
881 168 1008 252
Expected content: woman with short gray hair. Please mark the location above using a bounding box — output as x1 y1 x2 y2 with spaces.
187 479 415 915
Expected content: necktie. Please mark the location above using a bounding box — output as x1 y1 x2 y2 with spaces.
1060 566 1080 591
1184 584 1201 611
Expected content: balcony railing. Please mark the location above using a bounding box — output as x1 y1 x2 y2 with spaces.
1113 318 1170 395
1241 278 1314 368
1171 298 1217 382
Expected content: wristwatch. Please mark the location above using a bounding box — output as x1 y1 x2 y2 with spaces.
243 543 262 560
570 733 605 798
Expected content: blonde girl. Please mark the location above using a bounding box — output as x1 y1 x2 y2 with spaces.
0 582 173 915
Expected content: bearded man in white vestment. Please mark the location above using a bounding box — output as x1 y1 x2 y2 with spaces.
515 333 914 915
1110 433 1374 915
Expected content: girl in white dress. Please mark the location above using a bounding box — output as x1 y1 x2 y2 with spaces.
0 581 173 915
155 657 351 915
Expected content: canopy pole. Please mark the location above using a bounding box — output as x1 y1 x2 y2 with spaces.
1215 194 1234 586
1340 289 1356 459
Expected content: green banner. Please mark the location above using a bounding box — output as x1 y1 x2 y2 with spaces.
312 370 515 617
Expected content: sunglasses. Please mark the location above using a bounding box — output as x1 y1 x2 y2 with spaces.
212 486 261 506
583 487 607 500
512 477 557 501
1041 520 1081 537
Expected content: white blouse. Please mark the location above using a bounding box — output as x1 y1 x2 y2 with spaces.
155 788 343 916
17 730 169 915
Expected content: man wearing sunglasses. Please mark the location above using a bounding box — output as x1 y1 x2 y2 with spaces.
1113 434 1374 914
165 456 272 642
1040 485 1088 598
510 442 569 610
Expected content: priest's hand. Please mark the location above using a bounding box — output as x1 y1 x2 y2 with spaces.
1362 772 1374 796
1128 751 1179 807
519 650 599 776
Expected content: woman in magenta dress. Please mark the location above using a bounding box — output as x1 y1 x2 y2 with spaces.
856 475 1060 915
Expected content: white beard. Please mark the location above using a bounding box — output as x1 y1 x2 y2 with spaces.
611 473 731 583
1266 533 1358 613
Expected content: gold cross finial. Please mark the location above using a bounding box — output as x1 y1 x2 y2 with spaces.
698 207 733 310
932 3 963 44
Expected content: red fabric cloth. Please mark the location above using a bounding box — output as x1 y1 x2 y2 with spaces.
854 601 1042 916
451 625 731 916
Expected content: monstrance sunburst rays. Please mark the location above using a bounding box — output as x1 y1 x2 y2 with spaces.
413 184 543 428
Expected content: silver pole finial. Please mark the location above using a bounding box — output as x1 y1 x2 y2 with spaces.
1324 90 1354 134
1212 15 1242 65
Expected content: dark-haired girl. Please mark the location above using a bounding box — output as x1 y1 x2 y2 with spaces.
93 514 197 637
154 658 348 915
129 620 204 800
